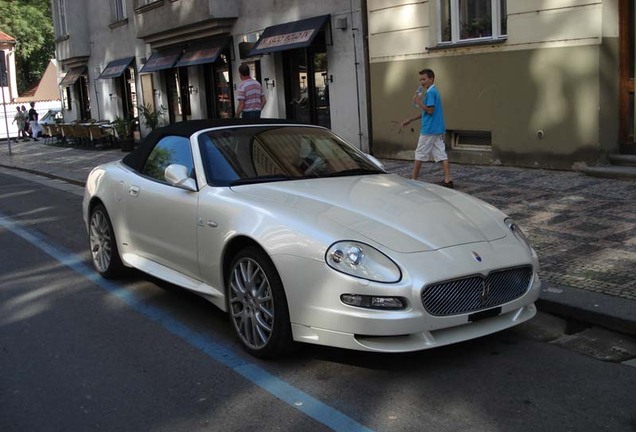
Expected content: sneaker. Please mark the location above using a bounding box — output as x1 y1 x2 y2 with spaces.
441 180 454 189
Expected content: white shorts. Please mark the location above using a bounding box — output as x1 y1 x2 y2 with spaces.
414 134 447 162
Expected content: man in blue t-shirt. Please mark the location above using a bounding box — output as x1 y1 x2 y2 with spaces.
401 69 453 188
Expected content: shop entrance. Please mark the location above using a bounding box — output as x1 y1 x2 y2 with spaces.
204 52 234 119
77 75 91 121
166 67 191 123
283 46 330 128
117 66 138 122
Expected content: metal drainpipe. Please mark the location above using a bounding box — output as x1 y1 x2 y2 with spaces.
352 0 373 154
93 78 101 120
349 0 363 150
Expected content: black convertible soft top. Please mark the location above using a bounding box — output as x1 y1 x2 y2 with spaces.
122 118 301 172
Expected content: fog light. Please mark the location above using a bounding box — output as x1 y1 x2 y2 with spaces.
341 294 364 307
341 294 406 310
371 297 404 309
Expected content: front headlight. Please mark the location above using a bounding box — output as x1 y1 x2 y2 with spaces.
325 241 401 283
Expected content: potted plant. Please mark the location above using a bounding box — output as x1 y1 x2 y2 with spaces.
138 103 165 131
112 116 135 152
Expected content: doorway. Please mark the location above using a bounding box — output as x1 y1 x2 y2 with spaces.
204 52 234 119
77 75 91 121
619 0 634 152
166 67 191 123
283 46 331 128
117 66 138 121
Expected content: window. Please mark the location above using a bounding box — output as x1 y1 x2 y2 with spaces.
63 87 72 111
450 130 492 151
136 0 163 9
113 0 126 21
438 0 506 44
57 0 68 36
142 136 194 182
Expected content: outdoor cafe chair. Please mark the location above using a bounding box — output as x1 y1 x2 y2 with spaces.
43 124 62 146
59 124 74 146
70 124 91 147
88 124 113 148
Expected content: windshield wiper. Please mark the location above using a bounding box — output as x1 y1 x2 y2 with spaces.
230 175 293 186
324 168 386 178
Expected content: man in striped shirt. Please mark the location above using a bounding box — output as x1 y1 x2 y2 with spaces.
235 63 266 119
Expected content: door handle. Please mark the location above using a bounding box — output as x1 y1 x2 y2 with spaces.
197 218 218 228
129 186 140 197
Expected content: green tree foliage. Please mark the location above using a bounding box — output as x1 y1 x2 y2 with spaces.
0 0 55 94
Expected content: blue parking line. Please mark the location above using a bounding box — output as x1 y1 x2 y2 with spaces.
0 211 374 432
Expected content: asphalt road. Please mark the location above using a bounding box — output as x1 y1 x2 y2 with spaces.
1 172 635 432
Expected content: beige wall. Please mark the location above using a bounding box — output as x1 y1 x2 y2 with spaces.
367 0 607 63
368 0 432 60
367 0 622 169
370 41 619 169
507 1 605 46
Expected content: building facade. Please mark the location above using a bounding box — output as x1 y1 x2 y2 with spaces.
53 0 635 169
0 30 18 103
366 0 635 169
51 0 371 151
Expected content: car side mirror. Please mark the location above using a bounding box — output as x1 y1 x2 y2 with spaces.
165 164 197 191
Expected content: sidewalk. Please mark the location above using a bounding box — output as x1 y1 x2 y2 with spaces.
1 139 635 335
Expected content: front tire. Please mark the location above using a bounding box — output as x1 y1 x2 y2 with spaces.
89 203 125 278
227 247 293 358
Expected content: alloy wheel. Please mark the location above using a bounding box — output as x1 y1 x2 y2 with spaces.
89 209 113 273
228 257 275 350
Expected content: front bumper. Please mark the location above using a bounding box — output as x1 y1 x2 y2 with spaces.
273 240 541 353
292 303 537 352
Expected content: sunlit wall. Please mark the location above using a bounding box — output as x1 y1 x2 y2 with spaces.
367 0 622 169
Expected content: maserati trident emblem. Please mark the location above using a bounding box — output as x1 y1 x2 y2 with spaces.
472 251 482 262
480 280 491 305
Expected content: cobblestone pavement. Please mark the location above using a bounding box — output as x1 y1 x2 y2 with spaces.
381 159 636 301
1 140 635 302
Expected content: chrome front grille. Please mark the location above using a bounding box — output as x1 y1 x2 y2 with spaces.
421 266 533 316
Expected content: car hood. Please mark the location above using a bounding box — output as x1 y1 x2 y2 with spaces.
231 174 507 253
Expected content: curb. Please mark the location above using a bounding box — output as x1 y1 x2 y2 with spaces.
0 163 86 187
538 283 636 336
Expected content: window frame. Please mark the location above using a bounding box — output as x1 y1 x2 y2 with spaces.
437 0 507 46
135 0 164 13
57 0 68 36
113 0 127 22
63 87 72 111
449 130 493 152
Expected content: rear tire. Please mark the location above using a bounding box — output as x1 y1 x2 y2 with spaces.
89 203 125 278
227 246 293 358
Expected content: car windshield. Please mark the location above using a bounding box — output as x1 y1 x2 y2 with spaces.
198 126 385 186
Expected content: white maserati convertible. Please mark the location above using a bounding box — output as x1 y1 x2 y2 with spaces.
83 119 541 358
